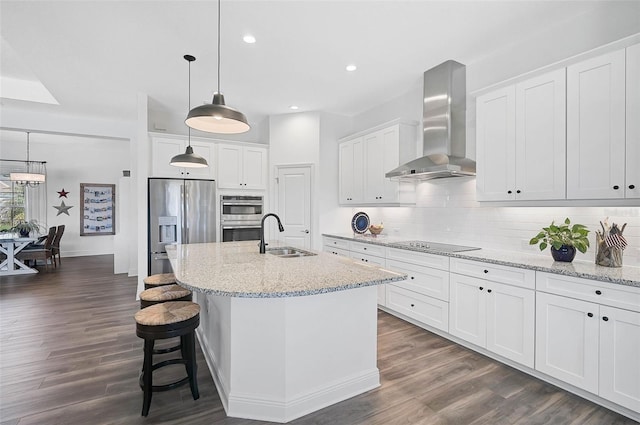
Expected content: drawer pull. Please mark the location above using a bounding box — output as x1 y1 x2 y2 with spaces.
595 290 602 295
630 184 636 189
364 247 367 250
483 269 489 274
479 287 484 291
487 289 492 293
507 190 512 194
602 316 609 322
587 312 593 317
410 303 415 307
613 185 620 190
410 276 415 280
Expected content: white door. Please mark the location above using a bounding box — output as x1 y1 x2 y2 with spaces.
449 273 486 347
476 86 516 201
599 306 640 412
486 282 535 368
567 49 626 199
515 69 566 200
535 292 599 393
277 166 311 249
626 43 640 199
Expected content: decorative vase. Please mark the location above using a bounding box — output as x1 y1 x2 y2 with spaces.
551 245 576 262
19 229 30 238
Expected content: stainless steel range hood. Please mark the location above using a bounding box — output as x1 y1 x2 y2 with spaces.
386 60 475 181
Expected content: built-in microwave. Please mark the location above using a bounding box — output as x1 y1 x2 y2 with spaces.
220 195 263 242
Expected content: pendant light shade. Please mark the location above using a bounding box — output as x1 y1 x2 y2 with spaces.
185 0 250 134
171 55 209 169
186 93 250 134
170 145 208 168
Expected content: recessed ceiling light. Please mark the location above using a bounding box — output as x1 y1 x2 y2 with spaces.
346 64 357 72
289 105 299 110
243 35 256 44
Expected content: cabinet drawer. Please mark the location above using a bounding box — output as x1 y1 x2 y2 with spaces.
323 237 350 250
350 252 385 267
386 259 449 301
386 247 449 271
350 241 386 257
323 245 350 258
386 285 449 332
451 258 535 290
537 272 640 313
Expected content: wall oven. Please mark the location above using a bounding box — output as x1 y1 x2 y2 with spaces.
220 195 263 242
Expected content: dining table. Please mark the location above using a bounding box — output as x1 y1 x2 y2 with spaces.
0 235 38 276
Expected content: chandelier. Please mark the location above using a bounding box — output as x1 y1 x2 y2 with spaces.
9 132 47 187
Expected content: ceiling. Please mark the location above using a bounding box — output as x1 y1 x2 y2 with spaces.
1 1 639 131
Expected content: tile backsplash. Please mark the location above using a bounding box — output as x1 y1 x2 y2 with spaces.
340 178 640 268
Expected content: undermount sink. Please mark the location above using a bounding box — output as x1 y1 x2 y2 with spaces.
267 247 316 258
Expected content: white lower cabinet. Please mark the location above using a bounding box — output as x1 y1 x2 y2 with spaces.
536 273 640 413
449 259 535 368
386 285 449 331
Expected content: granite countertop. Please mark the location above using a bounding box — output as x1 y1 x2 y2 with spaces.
167 241 406 298
323 234 640 288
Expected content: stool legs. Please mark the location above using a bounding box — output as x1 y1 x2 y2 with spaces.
142 339 155 417
184 332 199 400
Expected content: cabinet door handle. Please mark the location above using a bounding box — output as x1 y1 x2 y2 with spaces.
507 190 512 194
410 276 415 280
516 190 521 194
602 316 609 321
595 290 602 295
479 287 484 291
630 184 636 189
613 185 619 190
487 289 492 293
483 269 489 274
587 312 593 317
410 303 415 307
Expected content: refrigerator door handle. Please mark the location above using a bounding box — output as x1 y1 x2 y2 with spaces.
182 182 188 244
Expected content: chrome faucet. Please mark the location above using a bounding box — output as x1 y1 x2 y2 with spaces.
259 213 284 254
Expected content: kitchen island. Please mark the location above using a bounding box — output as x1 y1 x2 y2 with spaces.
168 241 405 423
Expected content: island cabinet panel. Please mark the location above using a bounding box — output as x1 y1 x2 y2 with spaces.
536 272 640 412
567 49 626 199
449 261 535 368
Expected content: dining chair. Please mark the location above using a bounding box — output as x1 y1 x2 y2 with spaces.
51 225 65 266
16 226 56 270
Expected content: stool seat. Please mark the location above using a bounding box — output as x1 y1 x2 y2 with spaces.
135 301 199 326
139 285 192 308
135 301 200 416
143 273 176 289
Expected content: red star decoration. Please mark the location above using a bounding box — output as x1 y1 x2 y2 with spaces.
57 188 69 198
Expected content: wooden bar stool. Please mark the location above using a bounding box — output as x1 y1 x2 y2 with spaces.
134 301 200 417
143 272 176 290
139 284 192 308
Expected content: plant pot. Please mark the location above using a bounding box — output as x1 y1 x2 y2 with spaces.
19 229 30 238
551 245 576 262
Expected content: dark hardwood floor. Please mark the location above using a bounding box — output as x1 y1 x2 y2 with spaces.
0 255 637 425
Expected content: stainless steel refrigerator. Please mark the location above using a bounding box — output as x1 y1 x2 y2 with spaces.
148 178 216 275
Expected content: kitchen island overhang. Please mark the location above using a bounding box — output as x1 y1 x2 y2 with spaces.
168 242 405 423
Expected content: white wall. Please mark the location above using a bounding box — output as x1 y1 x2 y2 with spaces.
0 131 131 257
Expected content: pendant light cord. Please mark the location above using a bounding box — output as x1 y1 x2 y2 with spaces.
187 58 192 147
217 0 221 94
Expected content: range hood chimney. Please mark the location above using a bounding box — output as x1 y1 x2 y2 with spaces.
386 60 475 180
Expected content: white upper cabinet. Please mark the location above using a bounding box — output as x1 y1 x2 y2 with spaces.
567 49 626 199
476 69 566 201
151 136 215 179
338 137 364 204
217 144 267 190
338 121 416 205
626 43 640 199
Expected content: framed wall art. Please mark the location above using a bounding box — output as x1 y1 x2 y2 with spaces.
80 183 115 236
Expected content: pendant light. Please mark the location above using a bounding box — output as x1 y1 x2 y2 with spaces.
10 132 46 187
170 55 209 169
185 0 250 134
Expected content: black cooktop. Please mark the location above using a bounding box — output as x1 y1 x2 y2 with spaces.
390 240 481 253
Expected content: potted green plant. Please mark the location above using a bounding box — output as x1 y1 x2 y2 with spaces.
529 218 590 262
11 220 44 238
